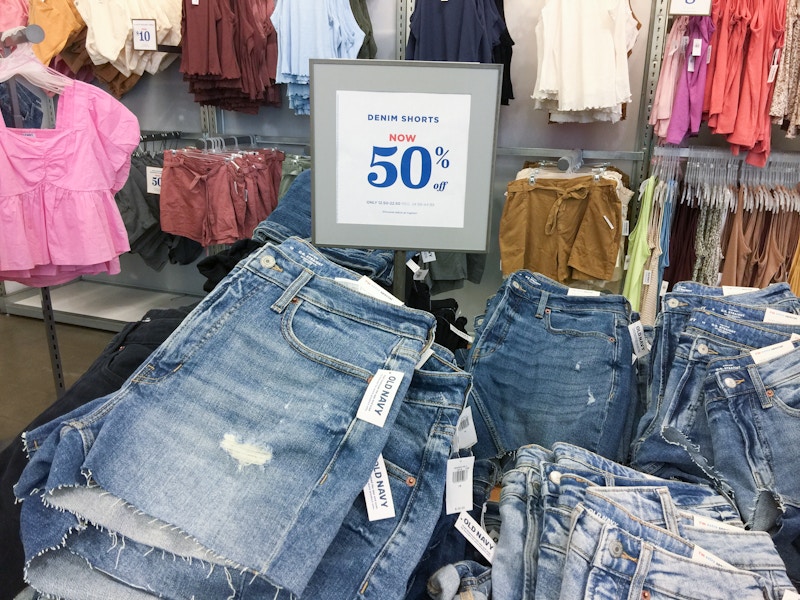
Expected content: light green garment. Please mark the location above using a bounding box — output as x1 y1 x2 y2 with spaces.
623 176 657 311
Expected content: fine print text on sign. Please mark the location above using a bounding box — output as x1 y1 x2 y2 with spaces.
336 90 471 229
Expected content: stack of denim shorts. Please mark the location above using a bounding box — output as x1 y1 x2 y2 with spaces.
630 281 800 584
13 238 472 600
428 443 795 600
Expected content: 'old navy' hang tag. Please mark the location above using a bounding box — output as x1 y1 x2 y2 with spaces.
356 370 405 427
363 454 395 521
455 511 495 563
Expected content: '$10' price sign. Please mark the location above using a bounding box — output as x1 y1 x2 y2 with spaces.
335 90 471 229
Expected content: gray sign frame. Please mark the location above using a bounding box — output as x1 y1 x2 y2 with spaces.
310 59 501 252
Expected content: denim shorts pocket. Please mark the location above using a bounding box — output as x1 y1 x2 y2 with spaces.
282 297 385 380
766 375 800 415
543 309 618 340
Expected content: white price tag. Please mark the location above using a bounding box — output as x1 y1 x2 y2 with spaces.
363 454 395 521
707 45 712 64
449 322 474 344
624 255 631 271
783 592 800 600
446 456 474 515
692 38 703 57
420 251 437 263
690 544 736 570
763 308 800 325
356 370 405 427
566 288 601 297
454 406 478 450
622 220 630 236
660 280 669 297
669 0 712 15
406 259 420 273
751 340 798 365
146 166 162 194
722 285 759 296
131 19 158 51
683 512 744 532
358 276 404 306
413 268 429 281
415 346 435 370
642 270 652 286
455 511 495 563
687 55 696 73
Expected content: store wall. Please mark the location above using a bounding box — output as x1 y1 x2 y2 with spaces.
110 0 656 326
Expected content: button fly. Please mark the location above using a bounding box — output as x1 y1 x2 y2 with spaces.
260 255 276 269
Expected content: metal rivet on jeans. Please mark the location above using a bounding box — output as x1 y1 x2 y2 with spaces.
642 591 651 600
406 476 417 487
696 343 709 355
549 471 562 485
766 389 774 397
260 255 276 269
724 377 738 389
666 298 680 308
609 541 623 557
512 281 523 291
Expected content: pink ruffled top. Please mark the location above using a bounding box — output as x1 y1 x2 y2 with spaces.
0 80 139 286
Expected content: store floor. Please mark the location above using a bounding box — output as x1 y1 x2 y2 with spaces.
0 314 114 451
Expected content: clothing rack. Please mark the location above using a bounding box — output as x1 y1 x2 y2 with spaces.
1 25 66 398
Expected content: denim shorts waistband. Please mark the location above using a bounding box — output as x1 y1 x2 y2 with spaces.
241 238 435 343
705 343 800 402
569 504 767 587
505 271 632 317
681 309 800 351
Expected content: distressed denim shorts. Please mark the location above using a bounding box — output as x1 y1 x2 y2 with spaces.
15 237 436 597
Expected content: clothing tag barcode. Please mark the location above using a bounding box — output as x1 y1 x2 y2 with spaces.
629 320 650 358
421 251 437 263
763 307 800 325
455 512 495 563
642 270 652 286
363 454 395 521
622 220 630 236
623 255 631 271
687 55 696 73
707 45 712 64
413 268 429 281
446 456 474 515
454 406 478 450
660 280 669 297
146 166 163 194
356 370 405 427
692 38 702 56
